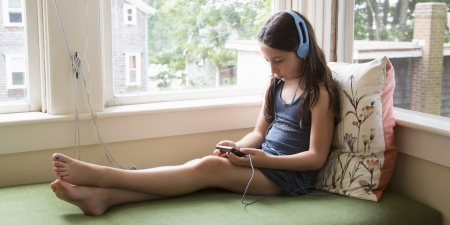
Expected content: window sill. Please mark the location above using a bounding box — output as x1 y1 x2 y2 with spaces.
0 96 262 155
0 95 261 126
1 100 450 158
393 108 450 138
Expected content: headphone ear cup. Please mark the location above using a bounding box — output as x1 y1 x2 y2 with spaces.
283 10 310 58
296 19 309 58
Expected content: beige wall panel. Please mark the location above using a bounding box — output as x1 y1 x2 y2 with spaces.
0 129 252 188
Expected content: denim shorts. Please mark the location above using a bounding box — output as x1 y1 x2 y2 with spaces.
259 168 317 196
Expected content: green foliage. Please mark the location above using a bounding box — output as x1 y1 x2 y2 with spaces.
149 70 187 90
354 0 450 42
145 0 270 89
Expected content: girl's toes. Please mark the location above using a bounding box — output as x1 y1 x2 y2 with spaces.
53 160 66 167
55 171 67 176
52 153 71 163
52 153 61 161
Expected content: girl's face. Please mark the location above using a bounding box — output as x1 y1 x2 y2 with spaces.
259 43 303 82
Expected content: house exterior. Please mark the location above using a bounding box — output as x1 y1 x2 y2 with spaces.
0 0 26 102
0 0 155 102
111 0 155 95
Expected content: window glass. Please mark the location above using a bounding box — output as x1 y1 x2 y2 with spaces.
1 0 27 101
9 12 22 23
8 0 21 8
122 4 136 25
6 55 26 89
12 72 24 85
6 0 23 24
354 0 450 118
129 55 137 83
124 53 141 86
111 0 270 98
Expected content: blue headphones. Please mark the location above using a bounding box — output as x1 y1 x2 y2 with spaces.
283 10 310 58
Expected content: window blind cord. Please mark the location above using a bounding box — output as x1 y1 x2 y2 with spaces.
53 0 81 160
53 0 136 170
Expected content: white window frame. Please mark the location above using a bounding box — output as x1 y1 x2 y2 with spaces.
123 4 136 25
125 52 141 86
103 0 337 107
5 54 26 89
0 0 42 114
1 0 450 172
3 0 24 27
103 0 267 107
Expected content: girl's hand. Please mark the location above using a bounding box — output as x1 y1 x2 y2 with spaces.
213 140 237 158
226 148 269 167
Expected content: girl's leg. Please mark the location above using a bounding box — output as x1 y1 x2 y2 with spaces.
52 153 283 197
50 178 165 216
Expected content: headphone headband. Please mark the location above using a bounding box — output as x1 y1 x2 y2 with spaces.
283 10 310 58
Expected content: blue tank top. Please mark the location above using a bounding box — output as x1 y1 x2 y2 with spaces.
262 81 311 156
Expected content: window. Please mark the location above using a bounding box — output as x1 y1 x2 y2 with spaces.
125 53 141 86
5 54 26 89
123 4 136 25
108 0 271 106
3 0 24 26
353 0 450 118
0 0 41 113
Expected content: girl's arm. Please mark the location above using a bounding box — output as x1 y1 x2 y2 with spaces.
229 85 334 171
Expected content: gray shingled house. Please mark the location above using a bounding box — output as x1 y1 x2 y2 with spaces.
0 0 155 102
112 0 155 95
0 0 26 102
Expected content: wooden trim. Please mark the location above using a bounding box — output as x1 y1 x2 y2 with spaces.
330 0 338 62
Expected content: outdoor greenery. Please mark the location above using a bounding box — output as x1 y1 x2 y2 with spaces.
145 0 449 89
355 0 450 42
145 0 270 89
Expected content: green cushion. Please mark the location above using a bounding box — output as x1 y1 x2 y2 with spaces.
0 183 440 225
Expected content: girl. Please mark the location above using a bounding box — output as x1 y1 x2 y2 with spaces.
50 10 340 216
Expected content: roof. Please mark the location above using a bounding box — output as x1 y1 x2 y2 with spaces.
353 41 422 60
354 40 450 60
126 0 156 15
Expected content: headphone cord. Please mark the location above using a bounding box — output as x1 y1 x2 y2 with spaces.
240 155 331 206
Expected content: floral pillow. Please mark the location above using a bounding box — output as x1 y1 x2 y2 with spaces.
315 56 398 202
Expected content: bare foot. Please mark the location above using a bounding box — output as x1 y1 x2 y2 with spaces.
50 179 109 216
52 153 106 187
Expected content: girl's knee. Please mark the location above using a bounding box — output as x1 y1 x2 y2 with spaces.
193 156 229 173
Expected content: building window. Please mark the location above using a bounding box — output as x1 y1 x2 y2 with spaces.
125 53 141 86
3 0 24 26
5 54 26 89
123 4 136 25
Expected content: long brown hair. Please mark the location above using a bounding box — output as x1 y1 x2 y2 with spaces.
258 11 341 126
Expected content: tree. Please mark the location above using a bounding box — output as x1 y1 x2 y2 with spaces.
354 0 450 42
145 0 270 90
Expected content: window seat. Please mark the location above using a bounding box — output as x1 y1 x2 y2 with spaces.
0 182 441 224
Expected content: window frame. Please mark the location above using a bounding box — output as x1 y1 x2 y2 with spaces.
125 52 141 86
0 0 42 114
123 4 136 25
103 0 268 107
5 54 26 89
3 0 24 27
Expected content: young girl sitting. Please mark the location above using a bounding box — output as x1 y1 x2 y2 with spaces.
50 10 341 216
